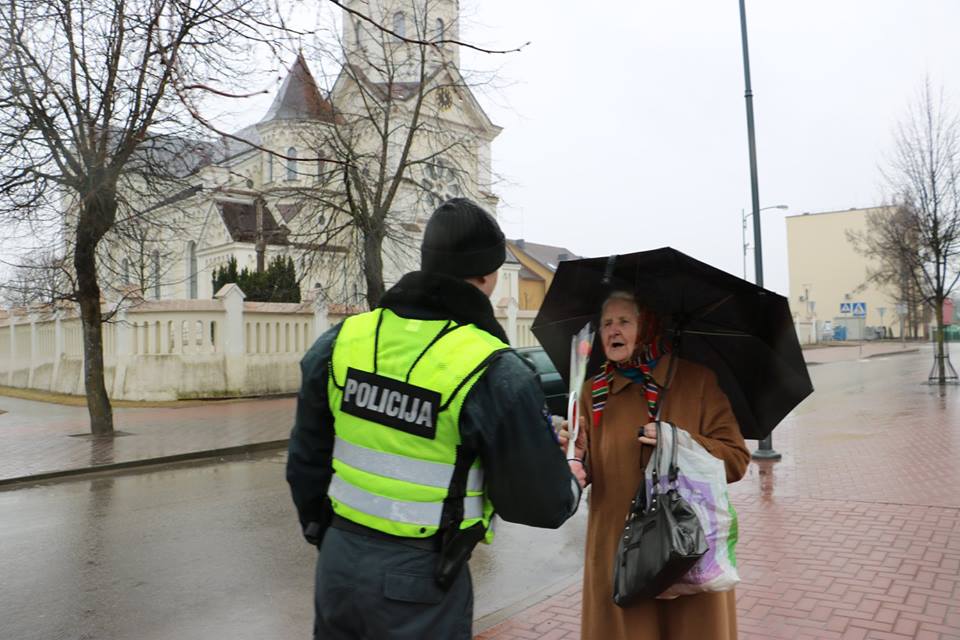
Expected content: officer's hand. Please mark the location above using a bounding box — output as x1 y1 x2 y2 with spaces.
552 415 569 450
568 459 587 488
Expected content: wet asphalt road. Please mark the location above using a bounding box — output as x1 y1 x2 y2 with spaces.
0 451 587 640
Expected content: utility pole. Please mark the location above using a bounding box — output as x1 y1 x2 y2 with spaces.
739 0 781 461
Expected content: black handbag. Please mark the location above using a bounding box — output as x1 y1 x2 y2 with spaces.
612 422 708 606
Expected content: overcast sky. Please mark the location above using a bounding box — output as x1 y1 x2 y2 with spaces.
453 0 958 295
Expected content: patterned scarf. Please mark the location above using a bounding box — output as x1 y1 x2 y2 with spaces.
591 338 670 428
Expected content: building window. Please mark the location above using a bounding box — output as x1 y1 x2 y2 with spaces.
286 147 298 181
187 241 197 299
435 18 444 41
122 258 130 285
393 12 405 38
266 153 273 183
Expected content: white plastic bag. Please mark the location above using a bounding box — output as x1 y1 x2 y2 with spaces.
645 424 740 598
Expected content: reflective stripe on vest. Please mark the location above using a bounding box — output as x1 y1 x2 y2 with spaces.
329 475 484 525
334 436 484 493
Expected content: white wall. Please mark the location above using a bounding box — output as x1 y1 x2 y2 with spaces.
0 288 537 400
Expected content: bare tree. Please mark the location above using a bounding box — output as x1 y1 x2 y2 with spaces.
0 0 284 434
847 206 928 338
0 251 73 307
857 82 960 383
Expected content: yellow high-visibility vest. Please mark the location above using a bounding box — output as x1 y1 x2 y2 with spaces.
327 308 509 540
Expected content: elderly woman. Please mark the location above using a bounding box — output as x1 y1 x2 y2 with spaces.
569 291 750 640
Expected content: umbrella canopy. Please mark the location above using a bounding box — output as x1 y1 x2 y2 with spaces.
531 247 813 440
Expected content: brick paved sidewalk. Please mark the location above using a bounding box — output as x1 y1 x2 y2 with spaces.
0 394 295 484
476 349 960 640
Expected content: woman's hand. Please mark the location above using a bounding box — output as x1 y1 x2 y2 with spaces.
568 459 587 488
638 421 658 446
555 415 587 451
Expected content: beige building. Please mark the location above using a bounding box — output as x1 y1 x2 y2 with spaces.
505 240 580 311
786 206 912 342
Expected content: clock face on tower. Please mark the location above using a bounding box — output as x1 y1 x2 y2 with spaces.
436 87 453 111
423 158 461 208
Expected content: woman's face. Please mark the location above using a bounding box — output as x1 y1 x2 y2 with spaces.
600 298 641 364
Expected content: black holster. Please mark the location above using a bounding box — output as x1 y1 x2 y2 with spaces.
434 522 486 590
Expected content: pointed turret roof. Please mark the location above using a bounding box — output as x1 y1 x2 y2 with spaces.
261 54 335 123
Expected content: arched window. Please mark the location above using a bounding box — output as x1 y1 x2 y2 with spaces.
153 250 161 299
187 241 197 299
121 258 130 285
286 147 298 181
316 149 326 181
435 18 445 41
354 20 362 46
393 12 405 38
266 152 273 182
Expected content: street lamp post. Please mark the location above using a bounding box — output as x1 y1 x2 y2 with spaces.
742 205 788 280
739 0 782 461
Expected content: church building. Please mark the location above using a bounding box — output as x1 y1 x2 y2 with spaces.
101 0 503 307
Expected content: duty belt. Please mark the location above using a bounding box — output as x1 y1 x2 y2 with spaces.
330 514 441 552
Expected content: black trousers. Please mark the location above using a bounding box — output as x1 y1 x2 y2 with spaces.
314 527 473 640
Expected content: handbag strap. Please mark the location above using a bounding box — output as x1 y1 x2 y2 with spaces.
668 422 679 484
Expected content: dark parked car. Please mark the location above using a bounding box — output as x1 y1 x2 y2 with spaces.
515 346 568 417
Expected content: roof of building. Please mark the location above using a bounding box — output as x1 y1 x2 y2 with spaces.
261 54 336 124
786 205 892 219
216 200 289 245
342 63 440 102
276 202 304 223
508 239 580 274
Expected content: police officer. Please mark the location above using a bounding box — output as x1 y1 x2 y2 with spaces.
287 198 581 640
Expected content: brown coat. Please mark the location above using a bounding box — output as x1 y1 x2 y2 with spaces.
575 354 750 640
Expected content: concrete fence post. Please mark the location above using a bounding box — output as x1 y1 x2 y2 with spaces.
215 283 247 393
52 311 63 390
8 315 16 387
4 313 17 387
112 308 130 399
26 313 39 387
313 298 329 346
506 297 519 346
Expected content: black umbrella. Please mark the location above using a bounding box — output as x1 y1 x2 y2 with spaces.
531 247 813 441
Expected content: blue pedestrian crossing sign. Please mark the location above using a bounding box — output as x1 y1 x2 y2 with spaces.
840 302 867 317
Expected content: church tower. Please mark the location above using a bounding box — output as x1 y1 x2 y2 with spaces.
343 0 461 78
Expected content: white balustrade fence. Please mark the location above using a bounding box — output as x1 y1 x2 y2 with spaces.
0 289 540 401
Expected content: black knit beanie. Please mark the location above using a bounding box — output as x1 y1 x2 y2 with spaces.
421 198 506 277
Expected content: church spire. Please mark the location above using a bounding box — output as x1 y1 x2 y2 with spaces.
260 53 334 123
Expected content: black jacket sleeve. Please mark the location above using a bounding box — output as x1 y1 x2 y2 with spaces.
459 351 581 528
285 323 342 545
